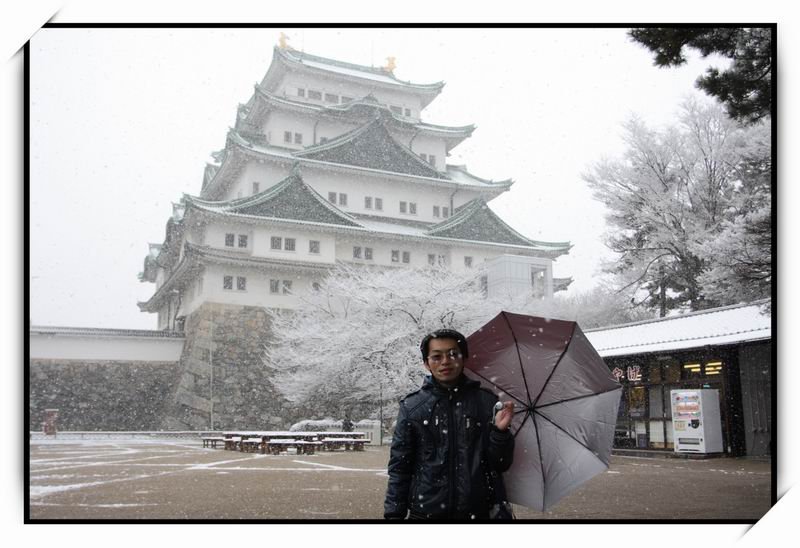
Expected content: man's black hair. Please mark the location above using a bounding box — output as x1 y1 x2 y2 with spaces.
420 329 468 361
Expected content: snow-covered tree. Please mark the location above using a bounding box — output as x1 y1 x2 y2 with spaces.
694 120 772 304
583 98 771 315
264 263 653 412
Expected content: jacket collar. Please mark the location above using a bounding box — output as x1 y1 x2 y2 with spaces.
421 373 480 395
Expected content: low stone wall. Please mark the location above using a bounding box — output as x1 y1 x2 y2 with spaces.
29 359 182 431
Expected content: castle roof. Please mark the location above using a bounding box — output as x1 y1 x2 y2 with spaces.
183 173 569 258
261 47 445 108
137 243 332 312
200 125 512 200
186 171 361 227
294 117 447 179
426 199 572 252
240 87 474 148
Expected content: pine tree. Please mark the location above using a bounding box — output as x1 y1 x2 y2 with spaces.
629 27 773 124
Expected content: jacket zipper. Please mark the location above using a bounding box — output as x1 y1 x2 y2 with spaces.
448 389 456 518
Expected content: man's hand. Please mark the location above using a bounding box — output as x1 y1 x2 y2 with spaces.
493 401 514 431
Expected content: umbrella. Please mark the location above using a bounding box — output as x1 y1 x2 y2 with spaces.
465 311 622 512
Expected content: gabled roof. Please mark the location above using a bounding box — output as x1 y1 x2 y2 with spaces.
186 172 362 227
262 47 445 106
584 299 772 358
295 117 447 179
426 199 572 253
244 86 475 144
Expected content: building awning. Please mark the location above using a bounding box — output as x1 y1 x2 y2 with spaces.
584 300 772 358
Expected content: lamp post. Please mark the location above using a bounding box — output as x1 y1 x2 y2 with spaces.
209 305 214 430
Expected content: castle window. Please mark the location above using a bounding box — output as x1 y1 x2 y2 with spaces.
294 132 303 144
284 238 296 251
252 182 260 194
365 196 373 209
282 280 293 295
236 276 247 291
433 206 440 218
364 247 373 260
464 256 473 268
309 240 320 254
270 279 280 294
420 153 428 162
338 193 348 206
328 192 337 204
238 234 248 248
225 233 235 247
399 201 407 214
404 108 411 117
375 197 383 211
308 90 322 100
391 250 400 263
297 88 306 97
271 236 282 250
428 155 436 167
443 207 449 218
284 131 292 143
320 137 329 144
223 276 233 290
341 96 354 103
325 93 339 103
428 254 436 266
409 202 417 215
390 105 402 115
402 251 410 264
353 246 362 259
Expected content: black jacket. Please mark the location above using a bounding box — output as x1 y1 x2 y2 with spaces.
384 374 514 519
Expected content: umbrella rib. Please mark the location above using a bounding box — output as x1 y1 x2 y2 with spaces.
531 322 578 409
534 409 609 467
466 369 529 409
533 410 546 511
511 407 532 440
500 311 534 405
536 386 623 410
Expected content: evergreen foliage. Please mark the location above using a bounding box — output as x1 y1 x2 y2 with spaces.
629 27 773 124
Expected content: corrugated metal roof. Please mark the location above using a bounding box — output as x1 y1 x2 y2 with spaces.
584 300 771 358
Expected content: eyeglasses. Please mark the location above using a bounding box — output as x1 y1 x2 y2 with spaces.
426 350 463 364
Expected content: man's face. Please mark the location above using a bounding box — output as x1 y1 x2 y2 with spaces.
424 338 465 386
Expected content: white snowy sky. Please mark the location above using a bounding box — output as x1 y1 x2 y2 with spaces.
29 26 731 329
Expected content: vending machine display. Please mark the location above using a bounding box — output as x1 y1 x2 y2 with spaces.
670 389 723 453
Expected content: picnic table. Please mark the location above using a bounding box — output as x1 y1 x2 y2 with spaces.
320 437 370 451
200 436 226 449
216 431 370 453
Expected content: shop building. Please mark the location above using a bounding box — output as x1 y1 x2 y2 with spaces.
585 300 772 457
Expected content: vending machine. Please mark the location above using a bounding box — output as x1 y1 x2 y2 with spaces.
670 389 723 453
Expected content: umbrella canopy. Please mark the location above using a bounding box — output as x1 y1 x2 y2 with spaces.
465 311 622 511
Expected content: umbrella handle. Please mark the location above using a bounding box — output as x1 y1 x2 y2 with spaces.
491 401 503 425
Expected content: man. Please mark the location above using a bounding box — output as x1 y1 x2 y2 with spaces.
384 329 515 520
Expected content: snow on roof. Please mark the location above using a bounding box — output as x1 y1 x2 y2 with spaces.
355 217 429 237
584 300 771 358
445 165 511 188
30 326 185 339
299 58 402 85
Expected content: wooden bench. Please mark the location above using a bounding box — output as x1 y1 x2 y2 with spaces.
201 436 226 449
321 437 370 451
240 438 263 452
264 439 322 455
224 436 242 451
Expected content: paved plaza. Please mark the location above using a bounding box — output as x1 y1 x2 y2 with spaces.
28 438 772 520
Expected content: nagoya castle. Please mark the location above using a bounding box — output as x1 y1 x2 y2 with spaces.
134 36 572 429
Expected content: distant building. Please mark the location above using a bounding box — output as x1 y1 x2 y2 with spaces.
137 44 572 330
585 299 772 457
